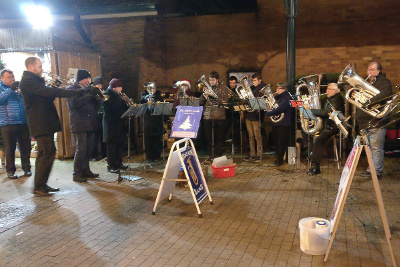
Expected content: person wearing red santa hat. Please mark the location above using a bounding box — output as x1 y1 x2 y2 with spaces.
173 79 194 108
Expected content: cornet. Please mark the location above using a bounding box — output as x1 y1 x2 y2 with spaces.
42 72 72 88
95 89 109 101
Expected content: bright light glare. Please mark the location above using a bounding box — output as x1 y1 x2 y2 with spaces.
22 4 53 29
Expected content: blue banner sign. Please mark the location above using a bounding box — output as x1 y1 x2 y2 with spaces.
181 147 207 203
171 106 203 138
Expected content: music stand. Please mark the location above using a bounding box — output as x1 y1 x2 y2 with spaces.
179 97 200 107
232 104 247 160
135 104 150 169
153 102 174 161
249 97 269 164
120 104 142 182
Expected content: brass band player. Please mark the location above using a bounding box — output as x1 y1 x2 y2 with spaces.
140 83 164 162
102 78 129 173
200 71 229 159
173 79 194 108
243 73 265 162
309 83 345 175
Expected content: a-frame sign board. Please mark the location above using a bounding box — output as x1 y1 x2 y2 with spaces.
152 138 213 218
324 136 397 266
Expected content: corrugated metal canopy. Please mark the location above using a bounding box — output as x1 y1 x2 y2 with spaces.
0 28 53 52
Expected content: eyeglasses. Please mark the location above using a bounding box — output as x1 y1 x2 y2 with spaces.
368 68 376 72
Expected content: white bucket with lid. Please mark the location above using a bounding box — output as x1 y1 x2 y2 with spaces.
299 217 331 255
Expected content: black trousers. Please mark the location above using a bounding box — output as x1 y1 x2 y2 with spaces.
311 127 339 164
145 135 162 161
272 126 290 164
34 134 56 190
204 119 225 157
73 131 95 177
107 140 124 169
2 124 31 173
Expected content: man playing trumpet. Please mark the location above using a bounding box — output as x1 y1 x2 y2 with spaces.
67 69 101 182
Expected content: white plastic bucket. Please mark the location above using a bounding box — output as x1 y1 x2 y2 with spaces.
299 217 331 255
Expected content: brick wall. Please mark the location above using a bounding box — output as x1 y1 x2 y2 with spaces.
49 0 400 98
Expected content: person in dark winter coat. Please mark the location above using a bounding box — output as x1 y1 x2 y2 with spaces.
357 61 392 178
67 69 101 182
199 71 229 158
265 83 292 166
102 78 129 173
20 57 93 196
0 69 31 179
140 84 164 162
309 83 345 175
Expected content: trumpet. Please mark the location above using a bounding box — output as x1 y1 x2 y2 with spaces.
95 89 110 101
120 92 134 106
42 72 72 88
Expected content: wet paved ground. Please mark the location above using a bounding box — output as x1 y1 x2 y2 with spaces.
0 151 399 266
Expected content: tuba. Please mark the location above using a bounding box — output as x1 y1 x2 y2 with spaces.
197 75 218 102
260 84 284 123
296 74 324 135
339 63 392 118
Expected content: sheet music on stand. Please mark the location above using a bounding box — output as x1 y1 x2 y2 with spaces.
179 97 200 107
121 104 141 118
249 97 269 110
299 107 317 120
153 102 174 116
135 104 147 117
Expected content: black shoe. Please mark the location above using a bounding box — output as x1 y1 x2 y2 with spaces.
274 161 283 167
73 176 87 183
360 171 382 179
118 164 128 170
23 171 32 177
7 172 18 179
46 185 60 192
83 172 99 178
243 155 255 161
33 188 52 196
309 167 321 175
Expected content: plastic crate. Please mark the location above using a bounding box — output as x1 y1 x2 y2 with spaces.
211 164 236 178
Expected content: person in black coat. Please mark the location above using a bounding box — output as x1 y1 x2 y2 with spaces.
102 78 129 173
309 83 345 175
67 69 101 182
19 57 93 196
265 83 292 166
140 84 164 162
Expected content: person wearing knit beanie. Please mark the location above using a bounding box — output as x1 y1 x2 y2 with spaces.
76 69 91 82
102 78 128 173
109 78 123 89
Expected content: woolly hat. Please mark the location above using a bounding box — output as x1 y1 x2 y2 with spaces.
181 79 191 89
92 76 102 86
109 78 123 88
76 69 91 82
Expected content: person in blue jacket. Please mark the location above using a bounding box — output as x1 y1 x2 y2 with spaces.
0 69 31 179
265 83 292 166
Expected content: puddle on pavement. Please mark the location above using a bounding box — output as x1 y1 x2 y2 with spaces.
0 203 36 227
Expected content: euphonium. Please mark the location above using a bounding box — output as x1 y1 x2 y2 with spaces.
235 76 254 99
197 74 218 101
173 81 188 97
260 84 284 123
339 63 391 118
296 74 323 135
144 82 156 104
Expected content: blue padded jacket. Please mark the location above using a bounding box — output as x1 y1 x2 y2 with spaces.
0 81 28 127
